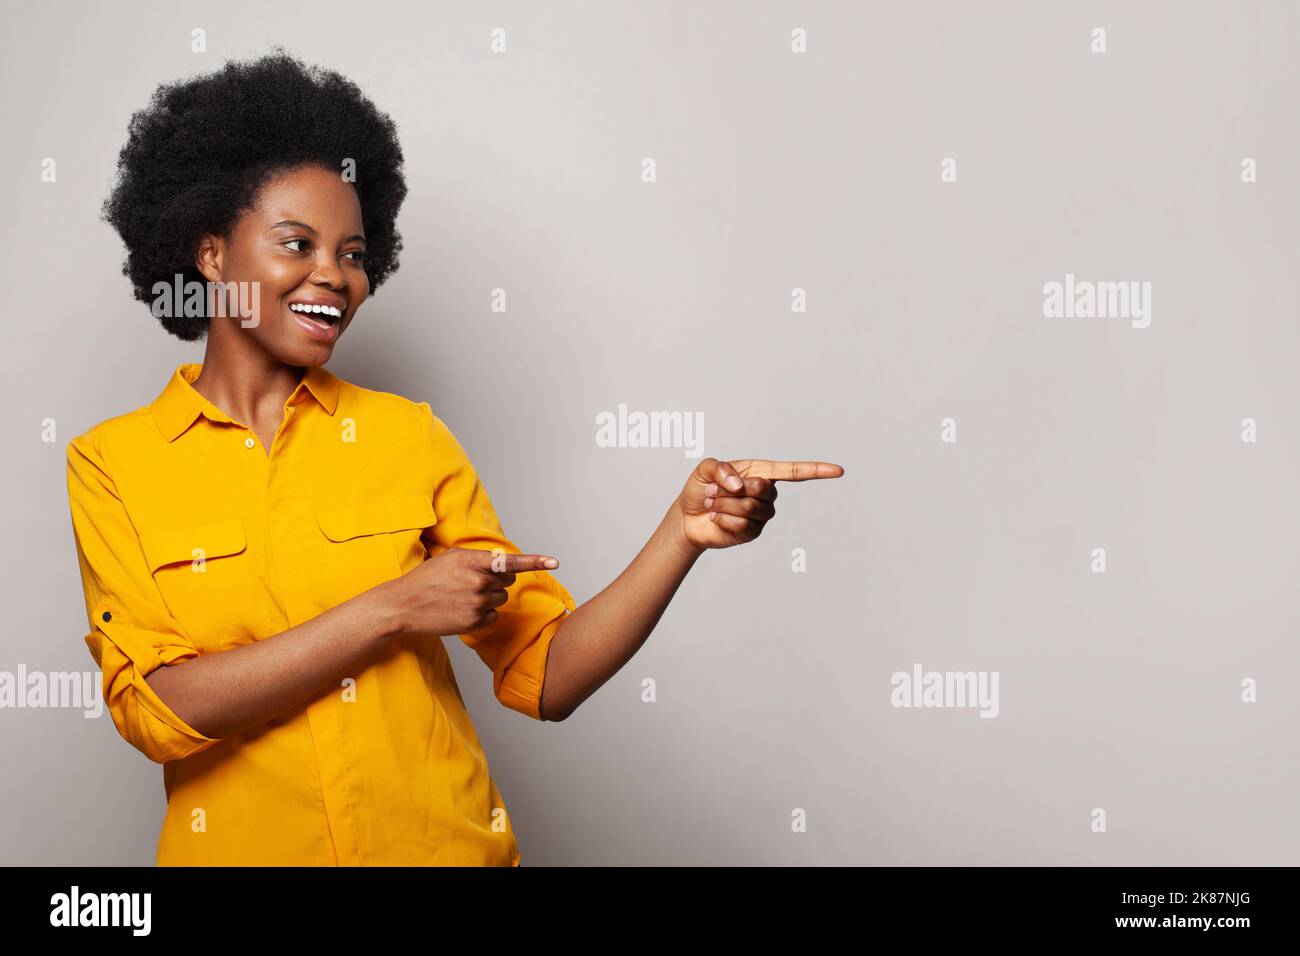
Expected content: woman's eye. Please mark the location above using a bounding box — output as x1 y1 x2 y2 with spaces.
284 238 363 261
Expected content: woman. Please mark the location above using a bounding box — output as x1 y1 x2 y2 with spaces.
66 50 844 866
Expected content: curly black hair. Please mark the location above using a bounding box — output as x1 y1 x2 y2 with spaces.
102 48 407 340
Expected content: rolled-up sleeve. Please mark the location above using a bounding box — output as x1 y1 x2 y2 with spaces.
421 404 576 720
66 433 220 763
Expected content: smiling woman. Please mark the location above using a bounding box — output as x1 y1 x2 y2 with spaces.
101 48 406 344
69 48 581 867
70 44 845 871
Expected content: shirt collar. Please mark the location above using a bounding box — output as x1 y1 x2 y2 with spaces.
149 362 341 442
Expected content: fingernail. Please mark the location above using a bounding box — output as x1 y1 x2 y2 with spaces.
726 476 743 491
544 558 558 568
703 496 714 509
709 511 717 522
706 482 719 497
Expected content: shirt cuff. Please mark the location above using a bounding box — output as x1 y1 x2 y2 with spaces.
88 597 221 763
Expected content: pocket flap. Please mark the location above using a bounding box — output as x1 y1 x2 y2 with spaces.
140 519 248 573
314 495 437 543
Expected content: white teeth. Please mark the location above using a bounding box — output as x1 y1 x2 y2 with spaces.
290 303 342 319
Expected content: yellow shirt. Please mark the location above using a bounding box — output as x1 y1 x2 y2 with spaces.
65 362 575 865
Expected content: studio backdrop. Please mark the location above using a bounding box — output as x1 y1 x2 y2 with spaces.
1 0 1296 865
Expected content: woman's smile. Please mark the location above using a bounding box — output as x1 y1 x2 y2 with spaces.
287 296 346 341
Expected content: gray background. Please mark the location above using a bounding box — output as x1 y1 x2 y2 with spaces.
1 0 1297 865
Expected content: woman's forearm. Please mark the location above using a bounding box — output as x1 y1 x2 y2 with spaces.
539 504 703 721
144 582 406 741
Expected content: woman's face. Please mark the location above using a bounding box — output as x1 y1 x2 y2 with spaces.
195 164 369 364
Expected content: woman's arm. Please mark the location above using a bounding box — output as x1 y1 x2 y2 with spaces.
538 506 701 722
149 455 841 734
538 457 844 721
69 433 420 754
145 547 558 741
143 585 405 741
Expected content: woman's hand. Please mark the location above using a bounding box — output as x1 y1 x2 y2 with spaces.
671 457 845 553
381 547 560 639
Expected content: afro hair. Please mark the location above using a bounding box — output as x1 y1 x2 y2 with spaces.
101 48 407 340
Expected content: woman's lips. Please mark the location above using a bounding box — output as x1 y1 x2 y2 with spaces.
290 307 339 342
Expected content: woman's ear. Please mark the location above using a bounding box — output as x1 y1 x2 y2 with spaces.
194 234 224 283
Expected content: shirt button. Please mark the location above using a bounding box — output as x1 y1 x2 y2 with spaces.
245 437 256 448
102 611 112 622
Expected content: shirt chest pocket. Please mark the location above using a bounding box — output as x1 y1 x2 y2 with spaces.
139 519 260 650
313 495 437 594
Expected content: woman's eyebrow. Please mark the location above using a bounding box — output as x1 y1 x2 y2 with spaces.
271 219 365 243
271 219 317 233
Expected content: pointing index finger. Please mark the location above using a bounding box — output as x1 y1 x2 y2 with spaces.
733 460 845 482
480 551 560 574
